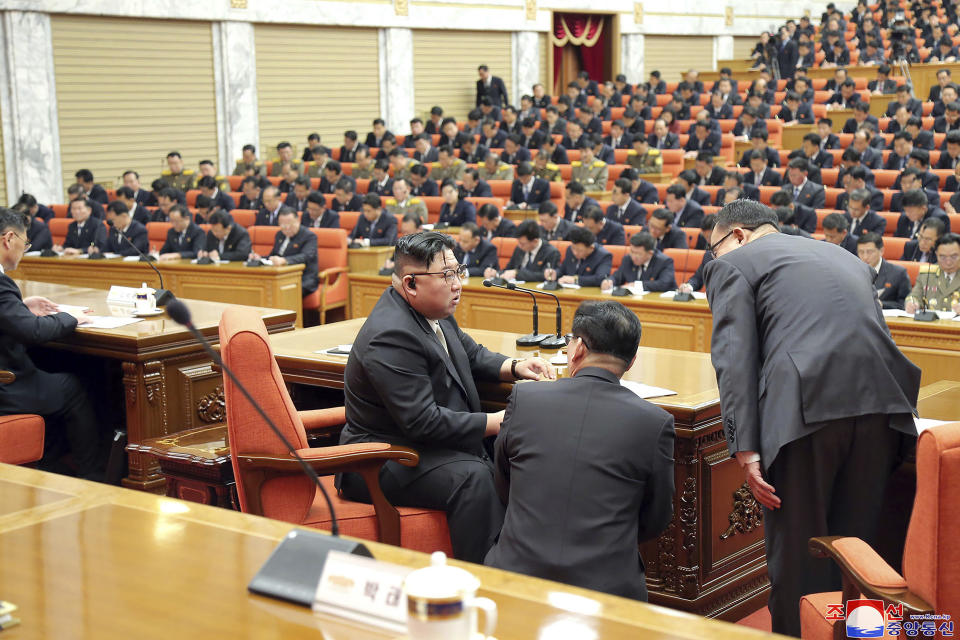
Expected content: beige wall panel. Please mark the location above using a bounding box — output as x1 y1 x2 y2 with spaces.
51 15 218 195
644 35 714 83
413 30 511 122
734 36 758 60
255 24 380 162
539 32 550 94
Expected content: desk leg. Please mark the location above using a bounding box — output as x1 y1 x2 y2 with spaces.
121 360 168 493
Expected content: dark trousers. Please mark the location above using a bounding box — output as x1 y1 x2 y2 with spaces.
763 414 904 637
0 371 101 478
341 455 505 564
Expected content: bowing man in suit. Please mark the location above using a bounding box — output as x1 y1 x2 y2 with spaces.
249 208 319 295
485 300 674 599
54 198 106 256
546 227 613 287
487 220 561 282
745 153 783 188
0 209 103 478
303 192 340 229
704 200 920 637
158 205 205 260
340 232 555 562
507 162 550 210
645 208 689 251
437 182 477 228
603 232 677 292
199 210 252 262
476 64 509 108
103 201 149 257
582 207 626 246
348 194 398 247
21 209 52 252
856 233 911 309
454 222 498 276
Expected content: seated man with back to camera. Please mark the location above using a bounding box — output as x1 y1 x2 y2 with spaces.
339 232 554 562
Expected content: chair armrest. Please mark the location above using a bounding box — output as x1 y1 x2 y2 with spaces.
319 266 348 285
809 536 934 616
299 407 346 436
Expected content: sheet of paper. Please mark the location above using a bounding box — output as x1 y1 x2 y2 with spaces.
56 304 92 315
881 309 912 318
660 290 707 300
915 417 954 434
23 250 42 257
76 316 143 330
102 253 122 259
122 255 141 262
951 314 960 322
559 283 581 289
620 379 677 399
315 344 352 355
935 310 956 320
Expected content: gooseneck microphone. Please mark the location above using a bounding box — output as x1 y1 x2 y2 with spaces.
483 279 550 347
914 266 938 322
120 230 174 306
507 282 565 349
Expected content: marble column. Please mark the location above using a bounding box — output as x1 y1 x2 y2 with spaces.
716 35 734 65
212 21 258 175
513 31 540 106
0 11 63 205
379 28 414 136
621 34 645 85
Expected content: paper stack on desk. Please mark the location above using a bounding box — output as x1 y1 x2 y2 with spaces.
620 380 677 399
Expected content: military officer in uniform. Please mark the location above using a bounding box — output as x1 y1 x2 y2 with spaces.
478 152 515 182
384 179 428 225
351 147 375 180
270 141 303 177
532 151 562 182
233 144 263 176
307 146 331 178
905 233 960 313
197 159 230 192
571 142 609 189
388 148 421 183
162 151 196 191
429 146 467 182
627 137 663 174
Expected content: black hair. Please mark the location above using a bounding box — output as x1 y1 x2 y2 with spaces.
822 212 849 231
363 194 382 208
571 300 642 366
714 199 779 231
515 219 540 241
335 177 355 194
567 226 595 246
478 203 500 220
769 190 792 207
0 208 27 235
75 169 94 182
393 231 456 276
582 206 605 223
902 189 928 208
197 175 218 190
108 200 129 215
115 186 135 200
856 232 883 249
209 210 232 227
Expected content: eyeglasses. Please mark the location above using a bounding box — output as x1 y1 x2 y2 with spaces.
9 232 30 251
407 264 468 285
707 230 736 257
563 333 592 350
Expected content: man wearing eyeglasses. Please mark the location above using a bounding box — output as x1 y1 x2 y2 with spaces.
339 232 555 563
905 232 960 314
0 208 104 480
704 200 920 637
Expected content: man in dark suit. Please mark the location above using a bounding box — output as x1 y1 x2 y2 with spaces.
74 169 109 205
329 178 365 213
647 119 680 150
457 135 489 166
255 186 285 226
454 222 498 276
895 190 951 238
693 152 726 187
339 130 364 163
237 176 264 211
199 210 252 262
0 208 103 478
645 208 689 251
340 231 554 562
783 158 826 209
459 169 493 199
843 186 886 238
604 120 633 150
539 137 569 165
476 64 508 108
508 162 550 210
885 85 924 118
777 92 814 125
500 135 531 166
744 154 782 190
769 191 817 234
248 208 319 295
546 227 612 287
901 218 944 263
683 121 721 157
158 205 205 260
664 184 704 228
364 118 392 148
198 176 236 212
856 233 911 310
436 182 477 228
563 181 599 223
606 179 647 226
479 119 507 150
486 220 561 282
677 170 712 207
582 207 625 246
55 199 106 255
704 200 920 637
777 27 799 78
604 232 677 291
20 207 51 252
348 194 398 247
485 300 674 599
102 201 149 257
822 212 859 254
477 204 516 241
303 192 340 229
122 170 157 206
842 103 880 135
537 201 574 242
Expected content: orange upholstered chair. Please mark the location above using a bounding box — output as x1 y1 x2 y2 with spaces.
0 371 44 465
799 422 960 640
302 227 349 323
219 308 452 554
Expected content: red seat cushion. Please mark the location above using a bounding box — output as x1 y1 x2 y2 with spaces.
800 591 842 640
0 414 45 465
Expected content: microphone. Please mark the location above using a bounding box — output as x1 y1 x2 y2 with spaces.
542 252 561 291
119 228 174 306
507 282 565 349
914 265 939 322
166 299 370 605
482 279 550 347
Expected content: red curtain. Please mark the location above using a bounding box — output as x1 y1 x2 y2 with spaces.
552 14 607 91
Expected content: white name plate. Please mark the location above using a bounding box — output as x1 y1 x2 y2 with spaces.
313 550 411 633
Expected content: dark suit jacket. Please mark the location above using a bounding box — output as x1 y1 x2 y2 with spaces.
485 367 675 600
697 166 727 187
844 210 888 236
477 76 509 108
564 197 600 222
459 180 493 199
686 251 714 290
341 288 506 484
900 239 937 263
504 242 561 281
605 200 647 226
364 131 394 148
480 129 507 149
204 224 251 261
633 181 660 205
894 207 950 238
687 187 712 207
88 184 109 205
675 200 705 228
604 133 634 149
837 189 885 213
484 218 516 240
500 147 531 165
540 218 574 242
654 226 689 251
349 213 398 246
744 168 783 187
647 132 680 150
594 219 625 246
63 219 107 253
159 223 205 258
438 200 477 227
454 238 499 276
255 206 285 226
329 194 365 213
706 102 734 120
874 259 911 310
27 218 52 252
778 103 815 124
305 209 340 229
409 180 439 198
704 233 920 469
105 220 149 256
611 251 677 290
791 204 818 234
211 190 236 212
284 193 309 212
885 97 923 118
890 189 940 213
684 131 721 156
557 244 612 286
509 177 550 206
785 181 826 209
270 227 319 294
843 115 879 134
0 275 79 412
459 146 490 165
339 144 365 164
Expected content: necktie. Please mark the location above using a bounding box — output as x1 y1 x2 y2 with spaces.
432 321 448 355
793 186 800 200
850 220 858 236
522 251 532 268
464 251 472 266
270 209 278 225
912 221 920 238
179 231 185 245
638 263 647 280
523 183 530 199
219 239 225 254
279 237 290 254
619 207 626 221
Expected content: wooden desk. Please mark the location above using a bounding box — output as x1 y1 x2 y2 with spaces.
9 256 306 326
781 124 817 153
0 464 781 639
884 316 960 386
869 97 888 119
713 60 757 74
897 62 960 104
503 208 540 222
917 379 960 420
348 246 395 273
645 172 676 184
824 108 854 133
15 280 296 491
585 190 612 200
263 320 768 621
733 140 752 164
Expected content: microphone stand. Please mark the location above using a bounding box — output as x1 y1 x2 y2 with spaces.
914 267 938 321
507 282 565 349
482 279 550 347
120 229 174 306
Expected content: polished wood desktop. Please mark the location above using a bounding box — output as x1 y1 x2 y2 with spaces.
0 463 782 640
15 280 296 491
781 124 817 153
348 246 395 273
9 255 306 326
916 379 960 421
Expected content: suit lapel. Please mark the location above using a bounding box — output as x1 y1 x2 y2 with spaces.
440 319 482 412
413 312 469 400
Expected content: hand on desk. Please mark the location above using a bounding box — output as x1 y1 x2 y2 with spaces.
905 300 918 314
482 267 498 279
600 278 613 291
543 268 556 281
24 296 60 316
64 308 92 325
268 256 288 266
736 451 780 510
557 275 577 285
199 250 220 262
158 253 181 262
678 283 693 294
500 269 517 281
62 247 82 256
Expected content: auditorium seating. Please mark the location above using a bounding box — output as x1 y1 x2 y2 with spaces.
218 307 453 554
0 371 44 466
303 227 349 323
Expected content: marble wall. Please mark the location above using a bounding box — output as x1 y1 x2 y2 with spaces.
621 34 646 85
212 21 259 175
514 31 541 105
379 28 415 136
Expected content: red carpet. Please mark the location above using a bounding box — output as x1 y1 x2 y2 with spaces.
737 606 772 632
